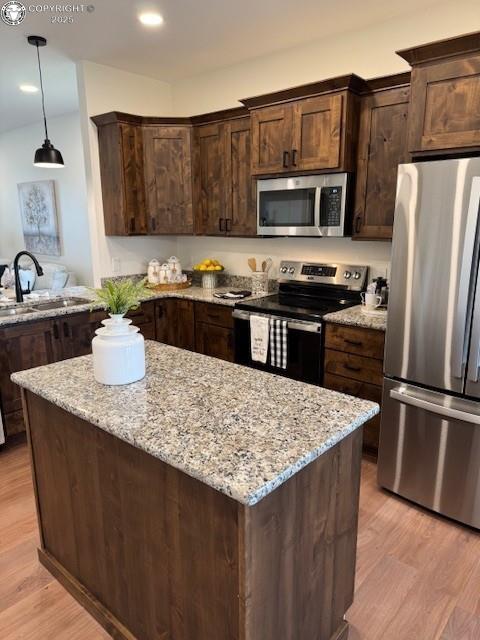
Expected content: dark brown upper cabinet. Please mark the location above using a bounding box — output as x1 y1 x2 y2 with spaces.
92 115 147 236
193 108 256 236
353 74 410 240
397 32 480 154
243 75 367 176
143 125 194 234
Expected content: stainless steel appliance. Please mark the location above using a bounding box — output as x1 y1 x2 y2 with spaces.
233 261 367 384
257 173 351 237
378 157 480 529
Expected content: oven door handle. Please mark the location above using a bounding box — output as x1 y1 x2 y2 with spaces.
232 309 322 333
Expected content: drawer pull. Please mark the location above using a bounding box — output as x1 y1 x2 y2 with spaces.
344 339 363 347
344 363 361 372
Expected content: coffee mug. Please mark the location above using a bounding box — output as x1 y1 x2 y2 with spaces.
361 292 382 309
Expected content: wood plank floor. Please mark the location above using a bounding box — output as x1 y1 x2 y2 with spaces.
1 438 479 639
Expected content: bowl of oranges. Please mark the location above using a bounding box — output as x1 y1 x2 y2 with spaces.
193 258 224 289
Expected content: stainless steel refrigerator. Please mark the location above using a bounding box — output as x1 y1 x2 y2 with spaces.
378 157 480 529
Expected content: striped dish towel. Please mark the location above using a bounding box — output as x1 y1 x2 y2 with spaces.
270 318 287 369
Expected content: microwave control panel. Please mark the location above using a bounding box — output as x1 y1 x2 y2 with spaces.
319 186 343 227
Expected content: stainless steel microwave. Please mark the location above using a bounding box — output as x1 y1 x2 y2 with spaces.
257 173 351 237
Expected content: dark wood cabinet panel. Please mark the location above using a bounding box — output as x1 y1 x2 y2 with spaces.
250 105 293 175
324 349 383 387
143 126 194 234
194 123 224 235
353 86 410 240
195 322 234 362
408 55 480 153
59 311 107 361
195 302 234 329
224 117 256 236
324 373 381 453
126 301 156 340
291 94 343 170
0 320 60 416
155 299 195 350
95 122 147 236
325 321 385 360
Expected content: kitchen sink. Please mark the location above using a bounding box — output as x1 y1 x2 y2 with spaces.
0 307 36 317
29 297 91 311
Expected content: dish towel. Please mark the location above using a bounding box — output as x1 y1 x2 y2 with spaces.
270 318 288 369
250 315 270 364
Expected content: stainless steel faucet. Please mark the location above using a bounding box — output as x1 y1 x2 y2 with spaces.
13 251 44 303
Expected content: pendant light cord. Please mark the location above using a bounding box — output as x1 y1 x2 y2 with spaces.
35 43 49 141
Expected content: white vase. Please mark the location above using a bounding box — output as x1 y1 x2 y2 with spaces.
202 272 218 290
92 314 145 385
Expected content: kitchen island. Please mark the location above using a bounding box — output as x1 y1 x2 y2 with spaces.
12 342 378 640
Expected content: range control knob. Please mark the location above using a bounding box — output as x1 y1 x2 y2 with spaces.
353 271 361 280
280 266 288 274
288 267 295 275
343 270 352 279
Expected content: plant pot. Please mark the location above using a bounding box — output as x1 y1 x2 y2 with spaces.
92 314 145 385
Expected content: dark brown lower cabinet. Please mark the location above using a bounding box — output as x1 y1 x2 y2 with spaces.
155 299 195 350
195 322 234 362
126 301 156 340
324 323 385 456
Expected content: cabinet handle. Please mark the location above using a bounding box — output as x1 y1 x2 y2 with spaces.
226 218 232 233
157 304 163 318
219 218 225 232
355 216 362 234
151 218 156 232
63 322 70 338
344 339 363 347
53 323 59 340
291 149 298 167
283 151 290 168
344 363 361 372
129 218 135 233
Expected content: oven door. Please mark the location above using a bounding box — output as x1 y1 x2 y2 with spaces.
257 174 349 237
233 309 323 385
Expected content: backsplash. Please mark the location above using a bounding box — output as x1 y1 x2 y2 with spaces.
101 271 279 292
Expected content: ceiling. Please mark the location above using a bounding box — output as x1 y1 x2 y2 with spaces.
0 0 443 133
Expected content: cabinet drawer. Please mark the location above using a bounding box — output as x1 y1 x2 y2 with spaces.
325 323 385 359
324 349 383 386
323 373 382 453
195 302 234 329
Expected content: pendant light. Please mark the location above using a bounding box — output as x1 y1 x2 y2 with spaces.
28 35 64 168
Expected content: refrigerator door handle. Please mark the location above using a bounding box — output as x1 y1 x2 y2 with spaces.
390 387 480 425
451 177 480 379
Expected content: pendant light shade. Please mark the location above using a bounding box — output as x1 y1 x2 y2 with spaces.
28 35 64 168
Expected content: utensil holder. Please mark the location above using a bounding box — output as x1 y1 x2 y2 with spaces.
251 271 268 294
202 272 218 290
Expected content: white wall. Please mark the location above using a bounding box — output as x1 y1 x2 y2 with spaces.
77 61 177 285
0 112 93 285
169 0 479 277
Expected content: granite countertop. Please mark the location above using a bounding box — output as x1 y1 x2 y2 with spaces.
0 285 272 328
12 341 378 506
324 304 388 332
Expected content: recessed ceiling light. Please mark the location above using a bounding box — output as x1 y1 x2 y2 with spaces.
20 84 39 93
138 12 163 26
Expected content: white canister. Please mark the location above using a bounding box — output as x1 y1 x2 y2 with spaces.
92 315 145 385
168 256 182 275
147 259 161 285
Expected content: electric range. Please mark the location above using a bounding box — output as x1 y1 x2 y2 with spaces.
233 261 368 385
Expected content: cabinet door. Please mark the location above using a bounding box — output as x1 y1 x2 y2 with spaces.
194 123 225 235
353 87 410 239
175 300 195 350
126 301 156 340
291 94 344 170
155 299 177 345
60 311 107 360
120 124 147 234
195 322 234 362
223 117 256 236
408 54 480 152
0 320 59 415
97 123 146 236
250 105 293 175
143 126 194 234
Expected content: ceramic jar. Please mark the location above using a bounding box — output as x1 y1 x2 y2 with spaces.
147 259 161 285
92 315 145 385
202 272 218 290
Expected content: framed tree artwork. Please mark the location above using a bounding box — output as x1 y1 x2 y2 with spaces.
17 180 61 256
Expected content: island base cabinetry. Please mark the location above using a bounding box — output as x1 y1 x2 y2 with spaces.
24 390 362 640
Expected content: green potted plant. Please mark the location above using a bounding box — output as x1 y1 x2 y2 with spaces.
90 279 152 386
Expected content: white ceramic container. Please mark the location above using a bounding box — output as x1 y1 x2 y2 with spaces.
202 272 218 289
92 315 145 385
